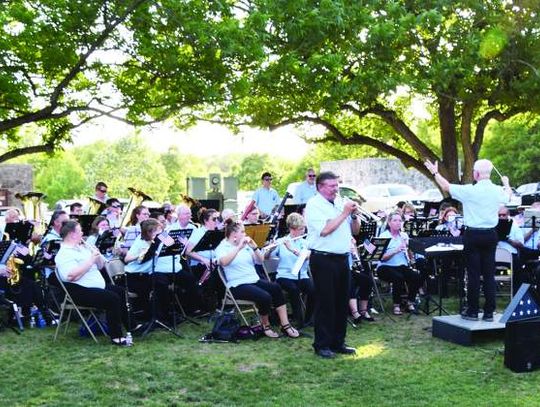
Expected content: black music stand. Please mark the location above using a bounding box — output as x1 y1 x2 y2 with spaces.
357 221 378 243
141 240 182 338
3 222 34 244
192 230 224 286
360 238 394 321
496 219 513 241
70 215 97 237
94 230 117 255
159 229 199 328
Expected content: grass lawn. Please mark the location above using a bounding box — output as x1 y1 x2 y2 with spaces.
1 302 537 407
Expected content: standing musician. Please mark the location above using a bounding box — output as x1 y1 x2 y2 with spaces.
294 168 317 204
215 219 299 338
252 172 280 220
264 212 315 328
425 158 511 321
55 220 130 346
377 211 421 315
305 171 360 358
123 218 162 321
93 181 109 204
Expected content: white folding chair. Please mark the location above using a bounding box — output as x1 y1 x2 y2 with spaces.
217 266 259 326
53 269 107 343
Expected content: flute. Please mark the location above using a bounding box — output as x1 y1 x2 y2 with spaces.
262 234 307 252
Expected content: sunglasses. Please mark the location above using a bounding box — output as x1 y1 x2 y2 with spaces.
212 217 220 221
308 174 316 178
111 204 121 209
99 189 107 193
263 177 272 181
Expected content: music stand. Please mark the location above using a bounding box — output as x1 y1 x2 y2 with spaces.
159 229 199 328
70 215 97 236
244 224 271 248
94 230 117 255
360 238 394 321
422 201 441 218
3 222 34 244
357 221 378 243
523 210 540 229
141 240 182 338
496 219 513 241
403 219 428 237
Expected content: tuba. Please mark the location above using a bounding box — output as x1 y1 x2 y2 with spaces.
120 187 153 227
87 197 107 215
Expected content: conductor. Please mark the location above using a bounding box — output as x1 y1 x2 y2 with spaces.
305 171 361 358
424 159 511 321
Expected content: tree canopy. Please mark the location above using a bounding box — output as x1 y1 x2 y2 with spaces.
223 0 540 183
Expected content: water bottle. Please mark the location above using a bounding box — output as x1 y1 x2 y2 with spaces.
29 315 36 328
125 332 133 346
37 311 46 328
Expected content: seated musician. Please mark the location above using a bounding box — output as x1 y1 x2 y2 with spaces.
103 198 123 228
69 202 84 216
400 203 417 221
120 205 150 253
221 208 237 224
522 201 540 253
377 211 420 315
435 206 462 236
265 213 314 328
243 205 261 225
348 239 375 323
185 208 219 274
124 218 161 321
151 213 202 319
42 210 70 284
55 220 130 346
85 216 110 247
216 219 299 338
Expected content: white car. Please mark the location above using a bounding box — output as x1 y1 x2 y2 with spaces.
410 188 444 212
359 183 417 212
285 182 365 205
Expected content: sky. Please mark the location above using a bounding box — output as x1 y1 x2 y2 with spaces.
71 116 313 161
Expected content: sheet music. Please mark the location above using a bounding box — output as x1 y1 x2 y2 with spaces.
290 249 309 276
425 244 463 253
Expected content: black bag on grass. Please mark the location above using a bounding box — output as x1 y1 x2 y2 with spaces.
211 313 240 342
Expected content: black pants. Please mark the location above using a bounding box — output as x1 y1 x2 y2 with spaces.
309 252 350 351
125 273 151 320
230 280 285 316
154 271 201 318
64 283 127 339
463 228 497 314
377 265 420 304
349 270 373 301
276 277 315 324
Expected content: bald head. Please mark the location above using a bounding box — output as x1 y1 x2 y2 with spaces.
473 159 493 180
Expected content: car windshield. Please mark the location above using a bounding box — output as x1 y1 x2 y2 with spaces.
388 185 414 196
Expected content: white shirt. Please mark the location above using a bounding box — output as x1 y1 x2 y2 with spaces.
449 179 508 228
274 237 309 280
124 237 152 274
55 244 105 289
252 187 280 216
377 230 409 268
294 181 317 204
215 240 259 288
305 193 352 254
497 221 524 255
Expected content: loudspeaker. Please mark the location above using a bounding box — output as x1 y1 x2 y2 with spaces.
504 318 540 372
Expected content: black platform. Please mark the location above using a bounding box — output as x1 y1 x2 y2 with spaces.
432 314 506 346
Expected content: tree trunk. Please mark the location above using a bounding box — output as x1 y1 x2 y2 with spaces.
438 96 460 183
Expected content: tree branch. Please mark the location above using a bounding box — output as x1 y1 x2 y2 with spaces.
0 143 55 164
473 108 522 157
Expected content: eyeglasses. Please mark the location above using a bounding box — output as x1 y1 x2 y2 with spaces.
308 174 316 178
211 217 220 221
263 177 272 181
498 214 509 218
111 204 121 209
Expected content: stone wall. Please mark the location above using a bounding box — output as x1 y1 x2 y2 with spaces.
0 164 33 207
320 158 435 192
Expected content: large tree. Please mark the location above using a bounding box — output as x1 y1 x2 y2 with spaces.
224 0 540 184
0 0 244 162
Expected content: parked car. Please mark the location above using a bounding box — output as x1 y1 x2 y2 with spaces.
516 182 540 206
410 188 444 212
358 183 417 213
285 182 365 205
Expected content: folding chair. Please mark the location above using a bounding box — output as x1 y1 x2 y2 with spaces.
53 269 107 343
217 266 260 326
495 247 514 298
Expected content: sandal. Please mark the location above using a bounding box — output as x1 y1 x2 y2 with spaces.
360 310 375 322
263 325 279 338
351 312 362 325
393 305 403 315
281 323 300 338
406 303 419 315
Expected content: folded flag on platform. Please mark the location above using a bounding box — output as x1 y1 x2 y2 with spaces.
157 232 175 247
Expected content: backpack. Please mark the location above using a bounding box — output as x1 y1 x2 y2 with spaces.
210 312 240 342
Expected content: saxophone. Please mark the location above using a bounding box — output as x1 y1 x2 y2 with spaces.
7 255 24 286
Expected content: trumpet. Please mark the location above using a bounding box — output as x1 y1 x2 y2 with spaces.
262 234 307 252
